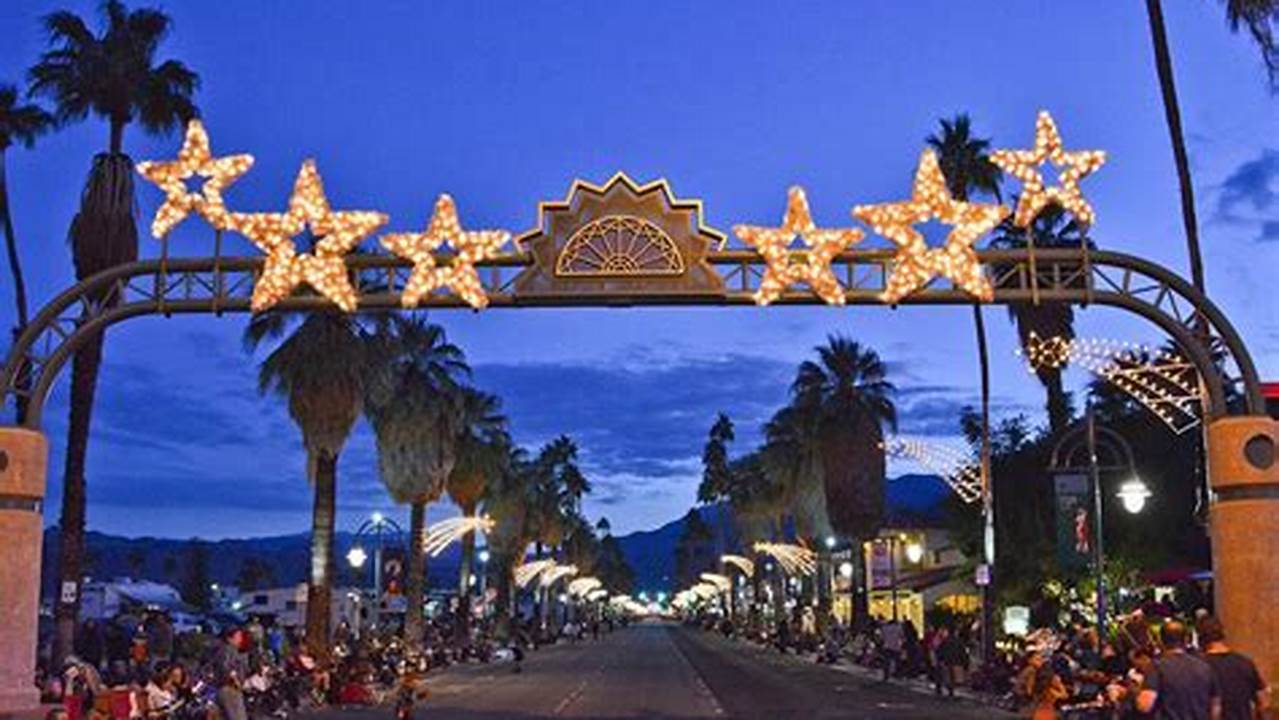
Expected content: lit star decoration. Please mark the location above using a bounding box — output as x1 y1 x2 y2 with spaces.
381 195 510 310
733 186 863 305
135 120 254 238
989 110 1107 227
230 160 388 312
852 150 1009 303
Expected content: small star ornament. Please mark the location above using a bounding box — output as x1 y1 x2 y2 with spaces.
135 120 254 238
990 110 1106 227
230 160 387 312
381 194 509 309
733 186 863 305
853 150 1009 303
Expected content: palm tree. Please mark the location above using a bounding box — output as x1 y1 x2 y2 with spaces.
790 336 896 625
446 388 508 598
1221 0 1278 87
990 206 1088 434
245 312 365 656
28 0 198 663
482 444 534 632
363 316 469 647
0 85 52 424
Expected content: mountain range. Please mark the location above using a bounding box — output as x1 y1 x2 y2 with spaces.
41 474 951 597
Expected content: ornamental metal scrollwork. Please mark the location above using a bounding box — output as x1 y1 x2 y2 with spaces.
555 215 685 277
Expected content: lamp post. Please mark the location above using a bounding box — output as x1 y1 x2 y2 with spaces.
348 512 405 634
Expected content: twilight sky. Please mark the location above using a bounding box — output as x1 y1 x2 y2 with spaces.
0 1 1275 539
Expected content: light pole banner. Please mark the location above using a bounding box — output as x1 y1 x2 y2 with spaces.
1053 472 1091 570
868 541 893 590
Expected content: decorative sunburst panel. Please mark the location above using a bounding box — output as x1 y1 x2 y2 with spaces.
555 215 686 277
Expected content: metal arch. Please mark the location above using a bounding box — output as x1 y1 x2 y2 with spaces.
0 246 1263 430
1049 420 1138 473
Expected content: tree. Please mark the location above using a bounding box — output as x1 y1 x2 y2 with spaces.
1220 0 1279 88
125 548 145 579
674 509 714 588
29 0 199 664
594 534 635 594
246 312 364 656
789 335 896 625
0 85 52 424
178 540 211 612
363 316 469 646
446 388 508 599
235 557 275 592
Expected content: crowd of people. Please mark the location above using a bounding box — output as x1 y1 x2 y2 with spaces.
41 604 620 720
702 605 1270 719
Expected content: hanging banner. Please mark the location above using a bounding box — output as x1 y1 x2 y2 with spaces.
1054 473 1091 570
867 540 893 590
381 547 405 596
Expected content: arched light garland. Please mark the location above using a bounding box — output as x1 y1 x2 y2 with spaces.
881 437 982 504
230 160 387 312
586 588 610 602
1019 332 1202 433
733 186 864 305
720 554 755 577
700 572 732 593
539 563 579 589
990 111 1107 228
381 194 510 309
515 559 556 589
752 542 817 576
136 120 254 237
568 576 602 598
422 515 494 558
853 150 1008 303
691 582 722 600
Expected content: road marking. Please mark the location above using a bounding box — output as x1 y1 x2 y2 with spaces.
666 628 726 716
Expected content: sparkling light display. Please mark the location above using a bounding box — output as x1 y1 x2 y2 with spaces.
881 437 983 504
231 160 388 312
539 563 579 589
586 588 610 602
752 542 817 577
720 554 755 577
989 110 1107 228
1019 332 1202 433
700 573 732 593
381 194 510 309
568 577 602 598
514 559 556 589
136 120 255 238
853 150 1008 303
422 515 495 558
691 582 721 600
733 186 864 305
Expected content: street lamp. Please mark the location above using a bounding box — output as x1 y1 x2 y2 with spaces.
904 541 924 565
349 512 405 635
346 546 368 569
1117 479 1152 514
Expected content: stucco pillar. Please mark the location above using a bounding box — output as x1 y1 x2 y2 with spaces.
1206 416 1279 684
0 428 47 714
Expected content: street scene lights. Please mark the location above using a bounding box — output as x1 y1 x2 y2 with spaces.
904 541 924 565
1117 479 1152 514
346 546 368 569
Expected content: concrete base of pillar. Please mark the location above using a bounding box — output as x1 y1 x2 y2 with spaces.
0 428 47 717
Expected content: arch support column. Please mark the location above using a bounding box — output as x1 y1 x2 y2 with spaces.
0 428 47 714
1207 416 1279 683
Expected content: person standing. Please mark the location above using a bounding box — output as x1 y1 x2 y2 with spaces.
1135 621 1221 720
1196 616 1270 720
210 629 248 720
880 618 904 681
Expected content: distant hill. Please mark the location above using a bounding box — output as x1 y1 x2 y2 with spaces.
43 474 951 599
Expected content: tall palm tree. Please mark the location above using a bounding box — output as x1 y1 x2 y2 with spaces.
28 0 198 662
790 336 896 625
990 206 1088 434
246 312 364 656
363 316 469 647
1221 0 1278 87
446 388 508 598
0 85 52 424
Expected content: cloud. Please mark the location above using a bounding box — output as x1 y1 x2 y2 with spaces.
1215 149 1279 243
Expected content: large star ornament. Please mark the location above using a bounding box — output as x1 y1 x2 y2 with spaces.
989 110 1106 227
136 120 254 238
230 160 387 312
381 194 509 309
733 186 863 305
853 150 1009 303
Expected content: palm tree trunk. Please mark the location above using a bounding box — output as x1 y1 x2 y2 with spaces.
1046 371 1070 436
458 506 476 598
53 331 106 666
0 155 32 424
974 305 996 666
851 535 869 629
305 451 338 657
1145 0 1206 294
109 118 125 156
404 500 427 648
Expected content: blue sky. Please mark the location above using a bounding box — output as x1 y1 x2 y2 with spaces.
0 1 1275 538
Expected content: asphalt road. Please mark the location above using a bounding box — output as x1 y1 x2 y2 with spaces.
313 622 1006 719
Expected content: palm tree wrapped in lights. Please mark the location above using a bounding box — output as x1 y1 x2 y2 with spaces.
753 542 817 577
422 515 496 557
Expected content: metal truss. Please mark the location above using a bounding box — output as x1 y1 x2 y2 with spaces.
1 246 1263 429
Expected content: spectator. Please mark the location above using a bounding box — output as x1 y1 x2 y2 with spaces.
1030 664 1068 720
1197 615 1270 720
1135 620 1221 720
880 618 904 681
